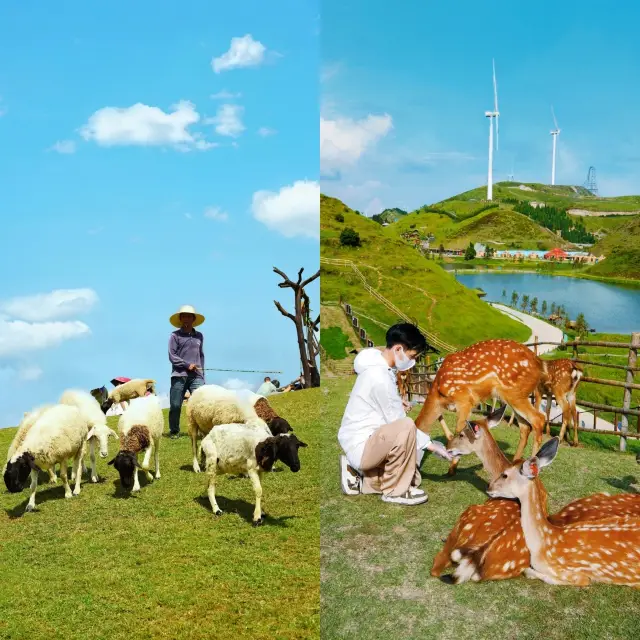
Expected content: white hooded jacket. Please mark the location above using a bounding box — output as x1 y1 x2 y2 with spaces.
338 348 431 470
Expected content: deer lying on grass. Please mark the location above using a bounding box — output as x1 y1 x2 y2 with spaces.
415 339 548 475
485 437 640 587
432 407 640 583
535 359 583 445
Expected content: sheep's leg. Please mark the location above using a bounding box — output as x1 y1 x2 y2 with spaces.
72 451 83 496
191 430 201 473
25 469 39 512
89 439 98 483
59 462 73 499
154 439 161 479
133 454 141 492
141 446 154 482
48 466 58 483
207 467 222 516
248 469 264 526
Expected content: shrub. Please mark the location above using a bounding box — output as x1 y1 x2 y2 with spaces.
335 213 345 223
340 228 361 248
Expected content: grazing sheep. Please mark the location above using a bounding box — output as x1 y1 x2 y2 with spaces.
3 406 59 483
4 404 96 512
59 389 118 482
200 420 308 526
100 378 156 414
233 388 293 436
108 395 163 492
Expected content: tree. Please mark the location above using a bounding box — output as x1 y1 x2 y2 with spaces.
464 241 476 261
550 302 557 315
339 228 361 247
575 313 589 336
334 213 344 223
521 294 530 312
502 289 507 299
485 246 495 259
530 297 538 315
439 243 445 256
273 267 320 388
511 291 519 307
541 300 548 316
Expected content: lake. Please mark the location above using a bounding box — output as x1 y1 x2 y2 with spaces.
455 272 640 334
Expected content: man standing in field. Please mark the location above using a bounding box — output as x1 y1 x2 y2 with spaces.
338 323 452 505
168 305 206 439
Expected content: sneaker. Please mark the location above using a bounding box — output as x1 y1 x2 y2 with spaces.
381 490 429 506
169 433 180 440
340 455 361 495
408 486 427 498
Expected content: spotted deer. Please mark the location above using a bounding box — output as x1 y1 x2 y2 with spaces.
485 437 640 587
415 339 548 474
432 407 640 583
396 370 450 435
534 359 583 445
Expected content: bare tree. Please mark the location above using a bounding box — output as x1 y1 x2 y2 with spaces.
273 267 320 388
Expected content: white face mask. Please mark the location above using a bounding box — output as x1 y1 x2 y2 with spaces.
394 347 416 372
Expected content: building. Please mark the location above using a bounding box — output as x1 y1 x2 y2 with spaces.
544 248 569 261
473 242 486 257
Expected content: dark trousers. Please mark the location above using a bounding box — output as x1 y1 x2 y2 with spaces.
169 375 204 435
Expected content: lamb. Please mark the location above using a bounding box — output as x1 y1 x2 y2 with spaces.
108 395 163 492
4 404 98 512
3 405 58 483
59 389 118 482
187 384 293 473
200 419 307 526
100 378 156 414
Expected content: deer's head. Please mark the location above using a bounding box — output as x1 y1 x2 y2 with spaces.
448 405 507 458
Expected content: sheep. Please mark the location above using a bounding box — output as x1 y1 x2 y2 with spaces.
233 388 293 436
59 389 118 482
100 378 156 414
187 384 293 473
200 420 308 526
108 395 163 492
3 404 96 512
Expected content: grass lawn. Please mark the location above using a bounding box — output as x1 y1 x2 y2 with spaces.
0 390 321 640
321 378 640 640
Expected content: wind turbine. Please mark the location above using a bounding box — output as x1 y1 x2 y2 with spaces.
550 106 560 186
485 59 500 201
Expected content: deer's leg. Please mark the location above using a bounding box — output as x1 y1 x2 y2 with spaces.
415 388 445 436
447 398 475 476
557 394 571 443
504 393 546 460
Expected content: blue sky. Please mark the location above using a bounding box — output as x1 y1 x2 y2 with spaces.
0 1 319 427
321 0 640 214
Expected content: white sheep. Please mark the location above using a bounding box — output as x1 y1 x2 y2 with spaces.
3 405 58 483
108 395 163 492
100 378 156 414
3 404 96 512
59 389 118 483
200 420 308 526
186 384 293 473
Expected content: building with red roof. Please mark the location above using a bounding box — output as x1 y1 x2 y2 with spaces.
543 248 568 261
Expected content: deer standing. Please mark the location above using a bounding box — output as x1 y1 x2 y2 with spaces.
486 437 640 587
415 339 548 474
432 407 640 582
534 359 582 445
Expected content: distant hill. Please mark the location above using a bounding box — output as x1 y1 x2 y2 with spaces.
371 207 407 225
320 195 529 350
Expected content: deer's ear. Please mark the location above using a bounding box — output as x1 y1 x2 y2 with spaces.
536 437 560 469
485 404 507 428
466 421 481 436
521 457 540 479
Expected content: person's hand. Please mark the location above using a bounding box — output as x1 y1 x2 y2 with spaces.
429 441 453 461
188 363 197 372
402 399 412 412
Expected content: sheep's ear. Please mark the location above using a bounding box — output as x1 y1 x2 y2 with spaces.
86 428 95 441
107 457 116 466
25 453 42 473
108 428 118 439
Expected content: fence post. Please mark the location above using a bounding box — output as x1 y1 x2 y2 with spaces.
573 336 580 360
621 332 640 452
534 335 538 356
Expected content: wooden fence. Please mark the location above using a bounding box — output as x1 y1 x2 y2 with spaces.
404 333 640 452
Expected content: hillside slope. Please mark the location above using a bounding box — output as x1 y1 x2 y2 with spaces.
320 195 529 349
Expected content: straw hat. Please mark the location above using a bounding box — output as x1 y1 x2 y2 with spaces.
170 304 205 328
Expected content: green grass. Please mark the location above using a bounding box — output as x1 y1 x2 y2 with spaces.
321 195 530 349
320 326 354 360
321 378 640 640
0 391 321 640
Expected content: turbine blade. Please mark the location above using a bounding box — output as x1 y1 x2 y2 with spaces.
493 59 499 112
551 105 558 130
496 114 499 151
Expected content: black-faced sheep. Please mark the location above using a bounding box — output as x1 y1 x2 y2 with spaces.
100 378 156 414
200 420 307 526
108 395 163 492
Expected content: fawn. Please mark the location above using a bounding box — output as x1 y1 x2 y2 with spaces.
486 437 640 587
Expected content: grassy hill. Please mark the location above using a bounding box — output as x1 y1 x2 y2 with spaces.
371 207 407 225
0 392 320 640
320 195 529 349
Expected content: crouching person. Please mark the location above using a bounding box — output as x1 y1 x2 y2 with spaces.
338 323 452 506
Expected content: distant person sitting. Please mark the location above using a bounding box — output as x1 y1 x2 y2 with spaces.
256 376 278 397
338 323 452 506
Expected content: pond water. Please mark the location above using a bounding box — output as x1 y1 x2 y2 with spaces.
455 272 640 334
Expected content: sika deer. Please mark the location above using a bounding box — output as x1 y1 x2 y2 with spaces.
486 438 640 587
432 407 640 582
534 359 583 446
415 339 547 474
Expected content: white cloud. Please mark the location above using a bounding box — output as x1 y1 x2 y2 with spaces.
207 104 245 137
222 378 256 391
364 197 384 217
0 318 90 357
1 288 98 322
79 100 214 150
204 206 229 222
320 113 393 171
211 90 242 100
18 365 43 381
252 180 319 239
212 35 266 73
258 127 277 137
50 140 76 154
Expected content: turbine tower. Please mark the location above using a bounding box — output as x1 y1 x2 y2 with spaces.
485 59 500 201
550 106 560 186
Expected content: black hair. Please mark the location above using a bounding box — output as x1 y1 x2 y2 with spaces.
385 323 428 355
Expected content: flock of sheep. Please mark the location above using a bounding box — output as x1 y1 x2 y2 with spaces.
3 379 307 526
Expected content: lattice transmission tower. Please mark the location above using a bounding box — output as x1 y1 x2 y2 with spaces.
583 166 598 195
